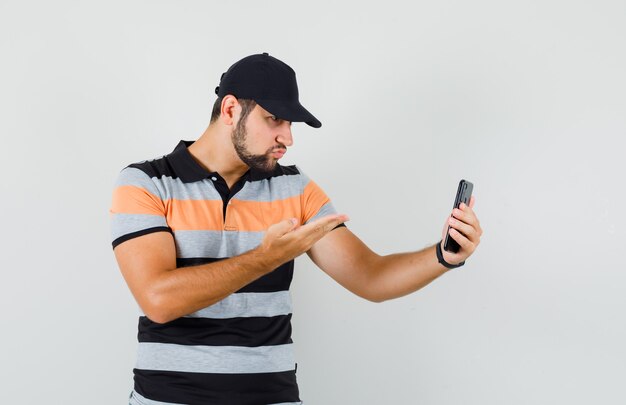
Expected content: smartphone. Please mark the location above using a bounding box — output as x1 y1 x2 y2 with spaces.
443 179 474 253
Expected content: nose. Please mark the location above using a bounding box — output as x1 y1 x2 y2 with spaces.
276 122 293 147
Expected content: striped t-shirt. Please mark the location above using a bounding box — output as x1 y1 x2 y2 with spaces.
110 141 340 405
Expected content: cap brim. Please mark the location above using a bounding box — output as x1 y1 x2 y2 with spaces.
256 99 322 128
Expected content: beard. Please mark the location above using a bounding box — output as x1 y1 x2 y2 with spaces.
231 119 278 175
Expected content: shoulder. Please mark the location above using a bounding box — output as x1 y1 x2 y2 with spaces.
274 164 313 192
260 163 307 186
124 153 175 180
114 153 173 196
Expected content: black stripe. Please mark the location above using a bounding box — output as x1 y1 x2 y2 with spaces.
138 314 293 347
247 163 301 182
176 258 295 293
128 157 179 180
112 226 172 248
134 369 300 405
241 259 294 293
128 142 302 184
176 257 222 267
278 164 300 176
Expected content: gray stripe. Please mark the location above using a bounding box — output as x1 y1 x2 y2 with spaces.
117 167 222 201
129 391 183 405
304 201 339 224
235 173 304 202
119 167 305 203
151 176 221 201
185 291 292 319
269 403 304 405
129 391 302 405
116 167 162 197
174 230 263 258
111 213 168 241
136 342 295 374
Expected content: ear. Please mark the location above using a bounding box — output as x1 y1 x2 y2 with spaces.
220 95 240 126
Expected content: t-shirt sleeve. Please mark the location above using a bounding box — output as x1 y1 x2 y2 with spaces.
109 166 172 248
296 166 346 230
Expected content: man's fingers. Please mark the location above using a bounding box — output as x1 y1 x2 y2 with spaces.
448 217 476 242
454 203 478 227
321 214 350 231
460 200 483 237
449 227 474 251
452 204 483 241
272 214 348 241
298 214 349 236
273 218 299 238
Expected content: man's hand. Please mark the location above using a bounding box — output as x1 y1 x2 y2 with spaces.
258 214 350 267
440 196 483 265
112 213 349 323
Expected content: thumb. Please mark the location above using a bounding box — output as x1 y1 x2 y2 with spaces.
275 217 298 237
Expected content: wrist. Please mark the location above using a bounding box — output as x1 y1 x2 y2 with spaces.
436 241 465 269
249 245 286 273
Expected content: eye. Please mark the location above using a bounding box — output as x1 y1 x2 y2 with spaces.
269 115 279 122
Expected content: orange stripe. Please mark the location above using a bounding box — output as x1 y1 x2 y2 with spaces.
166 196 302 232
224 196 301 232
165 199 224 231
112 183 331 232
301 180 330 223
110 185 165 216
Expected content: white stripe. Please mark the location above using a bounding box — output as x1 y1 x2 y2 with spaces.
136 342 296 374
185 291 292 319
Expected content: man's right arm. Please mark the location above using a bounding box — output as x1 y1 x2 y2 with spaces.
113 215 348 324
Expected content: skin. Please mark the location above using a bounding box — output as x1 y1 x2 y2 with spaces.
113 95 483 323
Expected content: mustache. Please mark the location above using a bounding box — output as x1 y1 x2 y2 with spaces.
270 144 287 152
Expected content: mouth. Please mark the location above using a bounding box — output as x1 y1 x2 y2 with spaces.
272 149 286 159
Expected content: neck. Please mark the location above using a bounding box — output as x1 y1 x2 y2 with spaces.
188 123 249 184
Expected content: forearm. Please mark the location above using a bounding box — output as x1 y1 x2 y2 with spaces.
367 244 449 302
147 247 281 323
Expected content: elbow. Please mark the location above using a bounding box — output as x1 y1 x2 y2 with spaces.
142 290 177 324
363 292 389 304
356 285 389 304
145 311 175 325
348 264 389 304
362 259 390 304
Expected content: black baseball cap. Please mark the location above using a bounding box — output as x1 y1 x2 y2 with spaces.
215 53 322 128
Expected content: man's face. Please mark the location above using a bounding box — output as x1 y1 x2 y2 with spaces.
231 104 293 174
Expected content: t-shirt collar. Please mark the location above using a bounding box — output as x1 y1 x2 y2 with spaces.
168 140 279 183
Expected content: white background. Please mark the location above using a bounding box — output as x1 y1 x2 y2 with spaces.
1 0 625 404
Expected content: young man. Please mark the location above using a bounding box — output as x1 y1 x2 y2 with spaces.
110 53 482 405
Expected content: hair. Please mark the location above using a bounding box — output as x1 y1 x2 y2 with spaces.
210 97 257 124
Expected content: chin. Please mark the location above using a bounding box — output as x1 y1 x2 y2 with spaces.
255 161 276 174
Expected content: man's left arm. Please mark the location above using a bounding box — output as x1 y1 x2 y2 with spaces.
306 197 482 302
